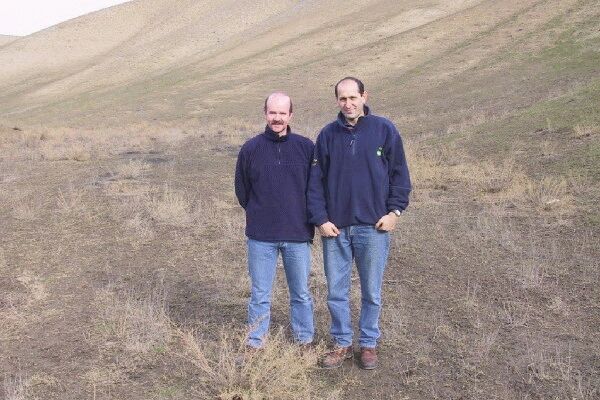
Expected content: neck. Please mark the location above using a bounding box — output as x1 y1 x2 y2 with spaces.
345 116 359 126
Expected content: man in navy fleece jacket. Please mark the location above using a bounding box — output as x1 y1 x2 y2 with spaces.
308 77 411 369
235 92 315 348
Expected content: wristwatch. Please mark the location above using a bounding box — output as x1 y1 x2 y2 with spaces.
391 209 401 217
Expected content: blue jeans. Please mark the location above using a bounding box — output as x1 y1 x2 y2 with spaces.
322 225 390 348
247 239 314 348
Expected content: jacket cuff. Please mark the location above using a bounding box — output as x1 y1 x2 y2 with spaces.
310 214 329 226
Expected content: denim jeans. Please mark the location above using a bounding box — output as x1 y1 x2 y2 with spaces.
247 239 314 348
322 225 390 348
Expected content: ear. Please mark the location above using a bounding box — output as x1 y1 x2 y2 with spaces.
362 90 369 103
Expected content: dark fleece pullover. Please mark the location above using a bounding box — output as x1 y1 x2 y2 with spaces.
308 106 412 228
235 126 315 242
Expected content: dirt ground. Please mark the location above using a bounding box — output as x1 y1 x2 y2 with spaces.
1 112 598 399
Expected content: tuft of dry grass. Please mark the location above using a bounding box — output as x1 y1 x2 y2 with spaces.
572 124 599 139
39 141 92 162
524 176 570 212
11 201 38 221
82 366 127 400
96 283 171 353
472 329 498 362
500 300 530 327
124 213 155 244
56 187 86 215
0 123 192 164
519 260 547 289
148 185 192 225
407 140 574 214
0 249 6 270
526 345 578 385
179 327 339 400
16 270 48 303
116 160 151 180
3 374 29 400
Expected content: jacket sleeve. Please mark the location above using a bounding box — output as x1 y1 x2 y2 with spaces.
234 145 250 209
307 132 329 225
385 124 412 212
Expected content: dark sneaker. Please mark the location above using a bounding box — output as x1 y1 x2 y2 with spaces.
359 347 378 370
320 346 353 369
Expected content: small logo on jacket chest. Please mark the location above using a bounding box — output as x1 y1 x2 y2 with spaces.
376 147 383 157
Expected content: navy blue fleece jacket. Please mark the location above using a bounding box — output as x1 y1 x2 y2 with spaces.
235 126 315 242
307 107 411 228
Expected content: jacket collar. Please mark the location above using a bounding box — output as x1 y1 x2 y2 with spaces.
263 125 291 142
336 105 371 128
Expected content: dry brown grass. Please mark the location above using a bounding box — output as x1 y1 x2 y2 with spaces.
523 176 570 212
526 345 580 386
11 200 38 221
56 186 86 215
82 366 126 400
1 121 597 399
16 270 48 303
147 185 193 226
2 373 29 400
123 213 156 244
0 249 6 270
445 109 510 135
500 300 531 327
572 124 599 139
116 160 151 180
96 283 171 353
407 142 576 214
179 327 339 400
1 1 598 397
0 123 189 164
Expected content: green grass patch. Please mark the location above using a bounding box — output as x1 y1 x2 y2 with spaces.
446 78 600 181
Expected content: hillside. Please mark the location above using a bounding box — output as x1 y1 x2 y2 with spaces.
1 0 599 399
0 0 551 126
0 35 19 46
0 35 19 48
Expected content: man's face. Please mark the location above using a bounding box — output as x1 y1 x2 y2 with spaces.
336 80 367 122
265 95 292 135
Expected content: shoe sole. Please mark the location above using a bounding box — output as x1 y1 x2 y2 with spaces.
359 363 377 370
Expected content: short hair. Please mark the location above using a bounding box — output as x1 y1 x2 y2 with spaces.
334 77 365 98
264 93 293 114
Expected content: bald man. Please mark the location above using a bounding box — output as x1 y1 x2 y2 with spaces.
235 93 315 348
308 77 412 369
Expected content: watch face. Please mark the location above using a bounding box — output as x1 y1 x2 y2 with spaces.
393 210 401 217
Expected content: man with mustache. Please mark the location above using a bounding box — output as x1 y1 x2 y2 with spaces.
235 92 315 349
308 77 411 369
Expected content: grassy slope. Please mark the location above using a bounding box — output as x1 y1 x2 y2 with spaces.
0 35 18 47
1 0 491 127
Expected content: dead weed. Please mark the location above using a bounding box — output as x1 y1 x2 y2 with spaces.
179 327 339 400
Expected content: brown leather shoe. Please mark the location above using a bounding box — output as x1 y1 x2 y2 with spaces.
320 346 353 369
359 347 378 370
